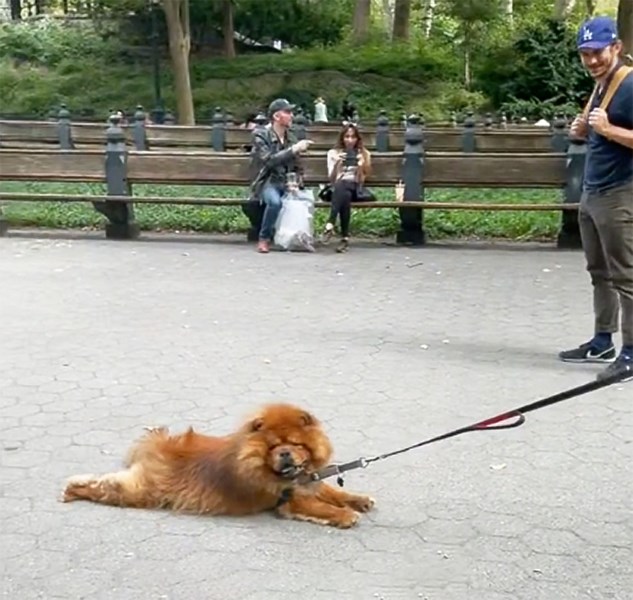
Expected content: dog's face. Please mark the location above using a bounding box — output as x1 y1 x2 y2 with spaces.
239 403 333 480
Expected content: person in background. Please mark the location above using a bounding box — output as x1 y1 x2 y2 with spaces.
314 97 328 123
340 99 356 123
248 98 313 254
321 124 371 253
558 16 633 382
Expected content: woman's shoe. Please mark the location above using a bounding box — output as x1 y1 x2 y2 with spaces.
336 237 349 253
321 222 335 245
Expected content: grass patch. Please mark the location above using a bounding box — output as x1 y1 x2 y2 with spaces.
0 181 563 241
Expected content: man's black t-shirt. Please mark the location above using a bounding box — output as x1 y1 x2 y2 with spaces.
584 67 633 193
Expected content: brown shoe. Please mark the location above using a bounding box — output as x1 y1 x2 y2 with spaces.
257 240 270 253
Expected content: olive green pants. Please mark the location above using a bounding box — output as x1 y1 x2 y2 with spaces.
579 181 633 345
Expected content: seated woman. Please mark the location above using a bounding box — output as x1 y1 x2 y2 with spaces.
322 124 372 253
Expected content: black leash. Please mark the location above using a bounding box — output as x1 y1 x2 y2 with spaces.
310 370 631 486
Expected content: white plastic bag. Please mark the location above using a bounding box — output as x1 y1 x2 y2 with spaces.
274 189 315 252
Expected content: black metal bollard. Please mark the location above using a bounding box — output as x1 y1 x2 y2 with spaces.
462 109 476 152
557 138 584 249
93 113 140 240
484 113 493 130
253 112 268 130
551 114 568 153
57 103 74 150
396 114 426 246
242 122 265 242
293 108 307 140
132 105 148 151
375 109 390 152
211 107 226 151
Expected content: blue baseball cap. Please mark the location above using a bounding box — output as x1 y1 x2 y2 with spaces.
577 16 619 50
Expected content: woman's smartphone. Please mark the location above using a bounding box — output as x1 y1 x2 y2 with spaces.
344 149 358 167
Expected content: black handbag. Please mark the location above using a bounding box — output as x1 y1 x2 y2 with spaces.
318 183 375 203
317 184 333 202
355 186 376 202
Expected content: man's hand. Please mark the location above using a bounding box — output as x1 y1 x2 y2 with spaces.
570 114 589 140
291 139 314 154
588 108 611 137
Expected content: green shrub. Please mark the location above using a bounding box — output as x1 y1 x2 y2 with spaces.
0 17 462 121
474 18 593 118
0 18 119 66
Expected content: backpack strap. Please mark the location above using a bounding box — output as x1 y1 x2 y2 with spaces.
582 65 633 119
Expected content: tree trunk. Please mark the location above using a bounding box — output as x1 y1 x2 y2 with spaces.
392 0 411 41
618 0 633 62
553 0 577 19
423 0 436 38
504 0 513 25
222 0 236 58
162 0 195 125
464 45 471 89
382 0 394 38
352 0 371 43
585 0 596 16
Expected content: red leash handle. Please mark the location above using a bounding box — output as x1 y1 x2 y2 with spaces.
471 410 526 431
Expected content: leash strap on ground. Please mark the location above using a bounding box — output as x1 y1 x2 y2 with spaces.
310 370 629 484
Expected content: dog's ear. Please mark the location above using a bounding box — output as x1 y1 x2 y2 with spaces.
250 417 264 432
300 411 315 427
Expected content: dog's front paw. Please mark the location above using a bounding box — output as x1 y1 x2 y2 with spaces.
61 474 96 502
331 509 360 529
347 495 375 513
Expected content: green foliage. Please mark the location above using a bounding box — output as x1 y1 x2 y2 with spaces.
0 1 602 124
0 17 462 121
0 18 118 66
474 18 593 117
230 0 355 49
443 0 504 25
54 0 355 50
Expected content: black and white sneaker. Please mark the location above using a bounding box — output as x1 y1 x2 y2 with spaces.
558 340 616 363
596 353 633 382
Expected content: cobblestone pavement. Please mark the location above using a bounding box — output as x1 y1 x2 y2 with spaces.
1 233 631 600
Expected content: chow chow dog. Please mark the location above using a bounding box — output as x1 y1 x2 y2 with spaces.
62 403 374 528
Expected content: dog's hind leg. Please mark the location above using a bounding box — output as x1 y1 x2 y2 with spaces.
61 464 150 508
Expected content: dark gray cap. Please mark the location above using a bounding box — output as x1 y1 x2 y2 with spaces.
268 98 295 116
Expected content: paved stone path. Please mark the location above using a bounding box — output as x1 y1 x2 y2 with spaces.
1 233 631 600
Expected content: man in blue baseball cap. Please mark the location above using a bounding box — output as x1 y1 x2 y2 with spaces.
558 16 633 382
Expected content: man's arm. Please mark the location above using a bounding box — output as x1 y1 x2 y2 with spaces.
604 124 633 149
251 130 296 168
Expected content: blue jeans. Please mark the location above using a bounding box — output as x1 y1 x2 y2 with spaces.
259 183 285 241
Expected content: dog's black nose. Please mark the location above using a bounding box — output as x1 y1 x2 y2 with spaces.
279 450 294 466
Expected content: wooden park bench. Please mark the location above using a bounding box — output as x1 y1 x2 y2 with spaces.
0 107 570 154
0 115 586 248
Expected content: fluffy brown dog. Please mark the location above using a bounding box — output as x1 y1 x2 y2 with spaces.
62 403 374 528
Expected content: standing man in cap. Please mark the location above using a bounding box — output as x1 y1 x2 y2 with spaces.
558 16 633 381
248 98 313 253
